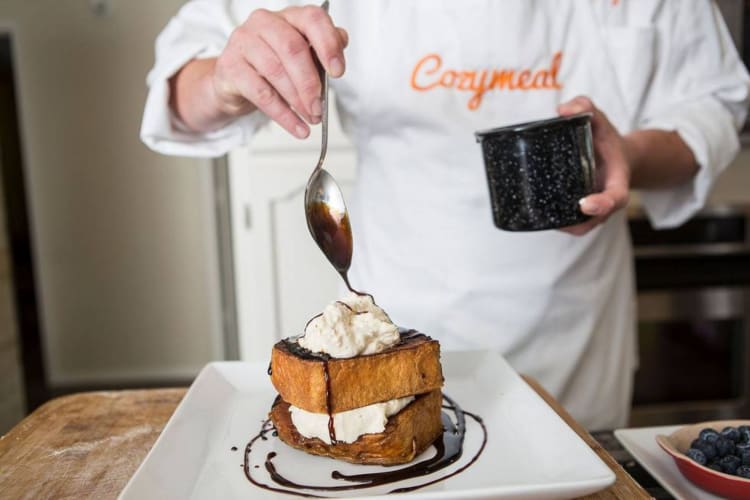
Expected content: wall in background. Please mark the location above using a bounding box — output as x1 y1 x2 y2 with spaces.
0 173 25 432
0 0 223 389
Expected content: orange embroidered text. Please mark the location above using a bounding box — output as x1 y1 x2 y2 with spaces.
410 52 564 110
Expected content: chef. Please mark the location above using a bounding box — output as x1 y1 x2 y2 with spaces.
141 0 750 430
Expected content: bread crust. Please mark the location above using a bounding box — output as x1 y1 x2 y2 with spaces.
270 389 443 465
270 334 443 413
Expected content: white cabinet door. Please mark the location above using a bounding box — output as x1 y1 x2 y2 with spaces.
228 106 356 362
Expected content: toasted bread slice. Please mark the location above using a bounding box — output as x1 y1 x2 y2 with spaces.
270 332 443 413
270 389 443 465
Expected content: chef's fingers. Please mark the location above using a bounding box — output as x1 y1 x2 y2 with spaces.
231 62 309 139
589 135 631 215
337 27 349 49
558 95 630 235
559 96 625 158
557 96 594 117
248 9 324 120
579 189 624 217
243 33 316 124
560 215 605 236
558 96 621 149
281 6 348 77
584 133 631 214
563 186 627 236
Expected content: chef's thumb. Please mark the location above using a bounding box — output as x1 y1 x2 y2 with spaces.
579 193 618 217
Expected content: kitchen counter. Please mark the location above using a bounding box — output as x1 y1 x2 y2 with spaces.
0 381 650 499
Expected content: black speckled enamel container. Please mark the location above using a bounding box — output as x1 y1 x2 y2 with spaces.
475 113 598 231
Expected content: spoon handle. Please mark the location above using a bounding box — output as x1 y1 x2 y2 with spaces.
314 0 330 172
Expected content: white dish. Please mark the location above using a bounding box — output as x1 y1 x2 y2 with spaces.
120 351 615 499
614 426 723 500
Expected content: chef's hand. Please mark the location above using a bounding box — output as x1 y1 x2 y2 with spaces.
181 5 348 138
556 96 630 236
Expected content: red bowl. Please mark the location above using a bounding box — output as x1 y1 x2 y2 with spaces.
656 419 750 500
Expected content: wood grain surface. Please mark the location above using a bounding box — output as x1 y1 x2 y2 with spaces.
0 382 650 499
0 389 185 500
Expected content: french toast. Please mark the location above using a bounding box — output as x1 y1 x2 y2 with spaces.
270 331 443 413
270 389 443 465
267 291 445 466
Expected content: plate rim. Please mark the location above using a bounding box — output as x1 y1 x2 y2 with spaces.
121 351 616 499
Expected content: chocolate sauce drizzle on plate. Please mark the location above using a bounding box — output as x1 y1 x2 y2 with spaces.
242 393 487 497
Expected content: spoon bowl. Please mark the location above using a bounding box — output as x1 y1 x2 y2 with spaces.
304 168 353 278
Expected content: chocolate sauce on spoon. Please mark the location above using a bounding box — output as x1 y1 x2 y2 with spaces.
306 201 369 295
307 202 351 277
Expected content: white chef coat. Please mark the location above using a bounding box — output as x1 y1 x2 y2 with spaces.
141 0 750 430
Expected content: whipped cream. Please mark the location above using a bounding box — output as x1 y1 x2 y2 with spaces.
298 292 400 358
290 396 414 444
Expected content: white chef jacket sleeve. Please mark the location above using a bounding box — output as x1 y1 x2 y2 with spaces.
140 0 276 158
635 0 750 229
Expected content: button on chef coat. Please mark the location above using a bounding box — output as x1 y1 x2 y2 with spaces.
141 0 750 430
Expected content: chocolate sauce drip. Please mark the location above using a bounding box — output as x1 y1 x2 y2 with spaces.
304 312 324 332
323 360 336 444
266 362 272 376
340 272 368 296
334 301 353 312
243 394 487 497
281 339 332 361
396 328 427 344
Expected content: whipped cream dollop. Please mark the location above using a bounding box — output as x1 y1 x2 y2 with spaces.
290 396 415 444
298 292 400 358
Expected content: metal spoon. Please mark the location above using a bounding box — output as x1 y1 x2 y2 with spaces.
303 0 358 292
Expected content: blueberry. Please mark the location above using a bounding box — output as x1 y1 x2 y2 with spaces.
739 425 750 443
720 455 742 475
716 436 736 457
737 465 750 479
708 462 724 472
736 442 750 454
722 426 742 443
742 450 750 466
691 439 718 461
687 448 707 465
700 428 721 443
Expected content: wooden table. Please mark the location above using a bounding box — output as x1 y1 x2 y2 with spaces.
0 381 650 499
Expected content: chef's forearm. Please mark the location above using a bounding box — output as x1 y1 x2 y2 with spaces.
623 129 699 190
169 57 256 133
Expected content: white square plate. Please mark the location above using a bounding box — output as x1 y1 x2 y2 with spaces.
614 426 723 500
120 351 615 499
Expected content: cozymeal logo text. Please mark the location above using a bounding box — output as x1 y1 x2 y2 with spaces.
410 51 564 110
